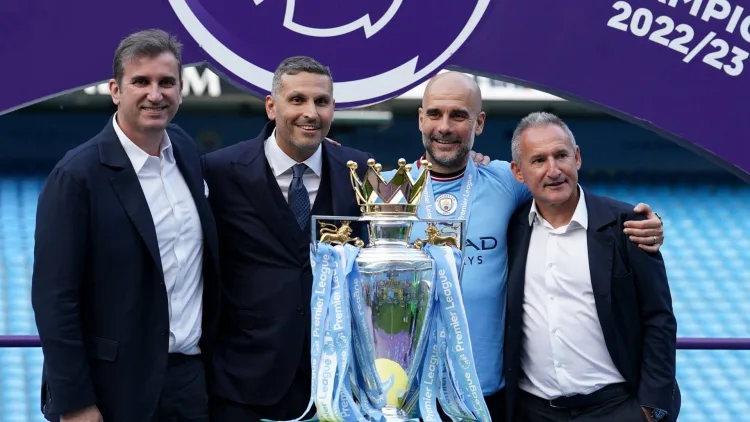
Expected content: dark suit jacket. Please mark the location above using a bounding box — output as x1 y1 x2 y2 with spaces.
201 121 371 406
504 189 680 422
31 118 221 421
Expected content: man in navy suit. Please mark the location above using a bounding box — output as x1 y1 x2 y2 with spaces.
31 30 220 422
201 56 372 421
504 112 679 422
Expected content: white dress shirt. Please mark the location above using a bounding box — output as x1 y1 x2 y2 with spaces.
113 114 204 355
519 186 625 399
264 129 323 206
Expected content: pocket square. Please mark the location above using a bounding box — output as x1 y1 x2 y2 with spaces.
203 179 209 198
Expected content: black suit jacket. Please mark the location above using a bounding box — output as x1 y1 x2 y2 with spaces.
201 121 371 405
30 119 220 421
504 189 680 422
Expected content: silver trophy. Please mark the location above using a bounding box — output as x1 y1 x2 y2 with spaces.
311 158 466 421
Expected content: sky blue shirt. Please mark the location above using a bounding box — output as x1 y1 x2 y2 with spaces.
381 160 531 395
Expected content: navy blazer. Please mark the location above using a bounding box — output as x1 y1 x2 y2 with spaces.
504 189 680 422
201 121 371 406
31 119 220 421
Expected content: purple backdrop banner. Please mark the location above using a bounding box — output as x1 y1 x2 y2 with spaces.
1 0 748 178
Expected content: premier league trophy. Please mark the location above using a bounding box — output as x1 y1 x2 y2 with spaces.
306 158 490 422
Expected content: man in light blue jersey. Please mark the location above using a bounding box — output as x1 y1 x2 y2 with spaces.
379 72 665 421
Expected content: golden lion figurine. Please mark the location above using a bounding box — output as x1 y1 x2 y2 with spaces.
414 223 459 249
319 221 365 248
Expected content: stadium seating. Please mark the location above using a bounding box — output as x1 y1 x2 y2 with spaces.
588 180 750 421
1 177 42 422
0 175 748 421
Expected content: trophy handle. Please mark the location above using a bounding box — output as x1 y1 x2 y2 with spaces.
413 222 460 250
318 220 365 248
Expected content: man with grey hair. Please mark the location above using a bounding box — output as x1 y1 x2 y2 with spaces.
504 111 680 422
201 56 371 421
510 112 577 165
32 29 220 422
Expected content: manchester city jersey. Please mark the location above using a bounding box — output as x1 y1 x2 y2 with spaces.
380 159 531 394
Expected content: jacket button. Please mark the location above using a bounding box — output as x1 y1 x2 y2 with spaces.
297 307 304 315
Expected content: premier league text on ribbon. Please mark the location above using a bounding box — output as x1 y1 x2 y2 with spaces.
297 158 490 422
439 269 465 352
312 255 330 340
607 0 750 77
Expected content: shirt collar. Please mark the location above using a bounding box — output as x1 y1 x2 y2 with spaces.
112 113 174 173
415 154 467 182
528 184 588 229
264 128 323 177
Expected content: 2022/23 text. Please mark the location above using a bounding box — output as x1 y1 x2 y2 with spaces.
607 1 748 76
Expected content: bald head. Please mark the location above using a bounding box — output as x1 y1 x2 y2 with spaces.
422 72 483 115
418 71 486 173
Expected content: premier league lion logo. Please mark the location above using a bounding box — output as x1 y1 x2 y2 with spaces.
168 0 490 107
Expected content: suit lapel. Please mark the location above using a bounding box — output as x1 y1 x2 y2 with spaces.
171 137 220 275
323 142 359 217
98 120 164 279
109 174 164 278
508 206 533 328
585 192 618 356
587 232 613 302
232 125 303 259
323 142 371 245
172 140 203 212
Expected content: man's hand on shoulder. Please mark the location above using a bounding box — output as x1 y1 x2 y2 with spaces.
469 150 490 166
61 405 102 422
624 202 664 253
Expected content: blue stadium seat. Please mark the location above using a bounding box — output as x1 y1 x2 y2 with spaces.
1 349 31 422
0 176 748 421
586 181 750 422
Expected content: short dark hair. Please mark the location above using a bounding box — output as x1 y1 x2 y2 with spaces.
271 56 332 95
113 29 183 85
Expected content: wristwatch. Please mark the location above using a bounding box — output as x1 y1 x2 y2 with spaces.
650 407 667 421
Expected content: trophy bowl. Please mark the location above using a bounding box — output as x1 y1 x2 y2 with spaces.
355 214 434 420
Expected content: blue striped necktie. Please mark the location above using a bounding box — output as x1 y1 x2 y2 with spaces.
289 163 311 229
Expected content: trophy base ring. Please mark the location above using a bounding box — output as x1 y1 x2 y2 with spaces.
381 405 420 422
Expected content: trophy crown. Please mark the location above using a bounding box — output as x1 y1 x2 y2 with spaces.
348 157 432 215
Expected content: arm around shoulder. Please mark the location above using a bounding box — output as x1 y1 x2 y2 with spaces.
31 167 97 415
489 160 532 210
625 212 678 415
